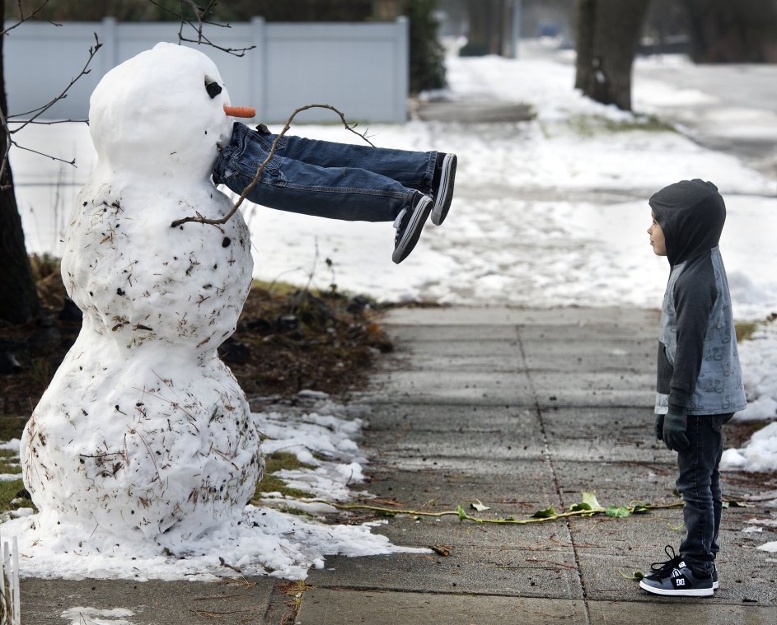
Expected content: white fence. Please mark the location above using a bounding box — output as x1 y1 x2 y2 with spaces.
4 17 409 123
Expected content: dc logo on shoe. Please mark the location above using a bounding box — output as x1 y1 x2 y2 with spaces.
675 578 686 587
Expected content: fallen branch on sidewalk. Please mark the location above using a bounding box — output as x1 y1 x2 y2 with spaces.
317 491 750 526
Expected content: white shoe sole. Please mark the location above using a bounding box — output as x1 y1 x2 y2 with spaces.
431 153 456 226
392 196 432 264
639 579 714 597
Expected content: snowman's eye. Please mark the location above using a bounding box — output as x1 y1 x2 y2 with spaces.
205 80 222 99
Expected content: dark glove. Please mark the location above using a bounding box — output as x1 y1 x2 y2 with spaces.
654 414 664 441
662 409 689 451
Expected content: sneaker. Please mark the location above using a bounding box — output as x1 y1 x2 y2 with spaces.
430 152 457 226
643 546 719 591
643 545 683 583
392 193 432 264
639 559 714 597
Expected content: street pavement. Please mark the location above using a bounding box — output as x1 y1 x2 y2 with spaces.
18 306 777 624
297 306 777 625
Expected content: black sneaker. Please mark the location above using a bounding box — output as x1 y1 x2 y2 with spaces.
643 546 719 591
643 545 683 583
639 559 714 597
430 152 457 226
392 193 432 264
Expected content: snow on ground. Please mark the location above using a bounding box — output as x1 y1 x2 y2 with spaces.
7 43 777 579
0 397 424 580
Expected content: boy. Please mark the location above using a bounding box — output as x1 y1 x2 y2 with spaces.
213 122 457 264
640 179 747 597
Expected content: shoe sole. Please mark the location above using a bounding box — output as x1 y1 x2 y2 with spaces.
431 153 456 226
639 579 714 597
392 196 432 264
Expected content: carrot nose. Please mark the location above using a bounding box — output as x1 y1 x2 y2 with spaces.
224 105 256 118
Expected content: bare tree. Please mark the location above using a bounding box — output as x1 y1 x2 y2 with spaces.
682 0 777 63
459 0 506 56
574 0 651 111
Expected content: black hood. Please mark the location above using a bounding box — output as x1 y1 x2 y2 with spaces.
648 179 726 266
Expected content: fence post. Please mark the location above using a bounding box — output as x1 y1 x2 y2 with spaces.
0 534 21 625
99 16 119 77
396 16 409 122
250 17 267 122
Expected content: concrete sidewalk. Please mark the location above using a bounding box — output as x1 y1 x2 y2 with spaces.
298 306 777 625
19 306 777 624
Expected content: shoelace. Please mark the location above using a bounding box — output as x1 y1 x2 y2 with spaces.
393 208 408 242
648 545 683 577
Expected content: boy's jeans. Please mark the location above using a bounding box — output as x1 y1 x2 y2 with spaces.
213 122 437 222
677 413 733 574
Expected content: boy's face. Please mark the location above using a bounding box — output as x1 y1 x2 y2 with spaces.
648 213 667 256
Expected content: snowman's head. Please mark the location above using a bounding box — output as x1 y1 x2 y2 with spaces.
89 42 234 184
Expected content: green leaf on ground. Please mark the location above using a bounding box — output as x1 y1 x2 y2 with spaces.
581 492 605 511
605 506 631 518
532 506 557 519
570 492 604 513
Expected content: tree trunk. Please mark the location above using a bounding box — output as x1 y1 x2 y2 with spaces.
460 0 504 56
574 0 650 111
574 0 596 90
0 1 41 324
683 0 777 63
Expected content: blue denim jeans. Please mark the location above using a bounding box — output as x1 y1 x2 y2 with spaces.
213 122 438 222
676 413 733 575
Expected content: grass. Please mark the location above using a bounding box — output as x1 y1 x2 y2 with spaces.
0 480 31 515
736 320 760 343
0 451 21 476
252 452 316 500
0 419 26 443
567 113 675 137
0 446 30 515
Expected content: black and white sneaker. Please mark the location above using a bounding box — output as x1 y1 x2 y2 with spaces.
430 152 457 226
392 193 433 264
643 545 683 583
642 545 719 591
639 557 714 597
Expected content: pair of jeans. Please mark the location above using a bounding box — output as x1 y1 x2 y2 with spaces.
676 413 733 575
213 122 438 222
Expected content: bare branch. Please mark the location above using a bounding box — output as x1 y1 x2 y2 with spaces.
7 33 102 131
1 0 54 36
6 141 76 167
1 31 99 187
170 103 375 229
0 108 12 191
149 0 256 57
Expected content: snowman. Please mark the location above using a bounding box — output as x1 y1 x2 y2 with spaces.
20 43 262 549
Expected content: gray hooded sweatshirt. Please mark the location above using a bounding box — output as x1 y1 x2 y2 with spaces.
649 179 746 416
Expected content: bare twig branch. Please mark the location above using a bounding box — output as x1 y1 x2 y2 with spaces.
1 32 100 187
2 0 70 188
1 0 54 36
7 33 102 128
149 0 256 57
170 103 375 229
